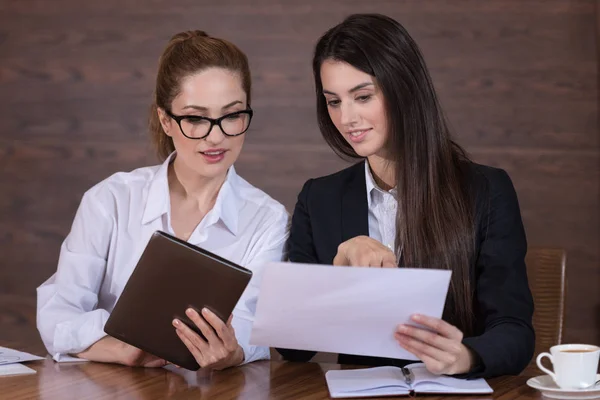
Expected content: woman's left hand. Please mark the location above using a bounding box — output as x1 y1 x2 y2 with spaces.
395 314 476 375
173 308 244 370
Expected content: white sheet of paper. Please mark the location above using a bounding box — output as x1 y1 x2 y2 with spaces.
52 354 89 363
0 363 37 377
0 347 45 365
250 262 451 360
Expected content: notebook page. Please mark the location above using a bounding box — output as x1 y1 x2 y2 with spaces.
0 363 36 377
0 346 44 365
327 386 410 399
325 367 410 397
409 366 493 394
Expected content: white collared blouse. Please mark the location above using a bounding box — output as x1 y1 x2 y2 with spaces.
37 153 289 363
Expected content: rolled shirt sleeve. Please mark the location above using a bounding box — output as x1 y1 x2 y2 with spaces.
36 189 113 359
233 209 290 364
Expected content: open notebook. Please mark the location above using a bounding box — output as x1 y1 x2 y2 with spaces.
325 363 493 398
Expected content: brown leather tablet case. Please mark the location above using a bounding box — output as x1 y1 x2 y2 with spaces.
104 230 252 370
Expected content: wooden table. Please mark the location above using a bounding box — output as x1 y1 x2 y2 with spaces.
0 314 544 400
0 353 544 400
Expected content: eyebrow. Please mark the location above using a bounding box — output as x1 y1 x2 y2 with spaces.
182 100 244 112
322 82 374 96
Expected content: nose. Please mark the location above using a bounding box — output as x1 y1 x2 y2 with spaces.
204 123 226 145
340 101 359 127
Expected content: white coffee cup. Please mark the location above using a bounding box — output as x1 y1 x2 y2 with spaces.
536 344 600 389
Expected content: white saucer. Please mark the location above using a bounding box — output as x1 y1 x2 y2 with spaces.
526 374 600 399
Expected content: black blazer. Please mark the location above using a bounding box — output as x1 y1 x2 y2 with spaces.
277 161 535 379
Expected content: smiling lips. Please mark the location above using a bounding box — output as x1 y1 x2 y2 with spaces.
346 128 371 143
199 148 227 163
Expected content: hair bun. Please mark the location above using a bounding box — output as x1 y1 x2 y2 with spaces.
170 30 209 42
190 30 209 38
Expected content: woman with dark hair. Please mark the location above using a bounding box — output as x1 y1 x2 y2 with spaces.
37 30 289 370
278 14 534 378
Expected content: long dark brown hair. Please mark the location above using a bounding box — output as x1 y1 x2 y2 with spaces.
313 14 476 336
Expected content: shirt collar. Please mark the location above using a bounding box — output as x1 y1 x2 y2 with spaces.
208 166 240 235
364 160 397 208
142 152 240 236
142 152 174 225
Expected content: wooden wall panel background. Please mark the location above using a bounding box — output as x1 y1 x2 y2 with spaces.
0 0 598 351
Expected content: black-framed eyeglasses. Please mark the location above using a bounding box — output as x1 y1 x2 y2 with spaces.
165 108 253 139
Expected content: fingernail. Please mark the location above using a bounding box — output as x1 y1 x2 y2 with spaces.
186 308 194 316
173 319 180 327
412 314 422 322
202 308 210 315
397 325 408 333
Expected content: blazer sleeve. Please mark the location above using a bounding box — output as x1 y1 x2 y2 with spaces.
462 169 535 378
276 179 318 362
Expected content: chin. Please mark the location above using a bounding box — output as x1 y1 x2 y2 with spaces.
196 163 231 179
350 143 381 159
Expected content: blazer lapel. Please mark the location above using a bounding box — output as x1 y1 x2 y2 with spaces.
341 162 369 242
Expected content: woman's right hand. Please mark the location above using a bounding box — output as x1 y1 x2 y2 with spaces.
333 236 397 267
76 336 167 368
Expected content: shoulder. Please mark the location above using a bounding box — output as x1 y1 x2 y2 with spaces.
232 172 289 223
299 161 364 199
464 162 518 199
81 164 162 211
464 162 523 230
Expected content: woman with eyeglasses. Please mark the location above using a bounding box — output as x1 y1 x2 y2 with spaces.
37 30 289 370
278 14 534 378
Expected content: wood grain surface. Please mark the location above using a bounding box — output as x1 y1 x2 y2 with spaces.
0 334 544 400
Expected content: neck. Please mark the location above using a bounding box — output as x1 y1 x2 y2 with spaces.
168 158 227 213
367 154 395 191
